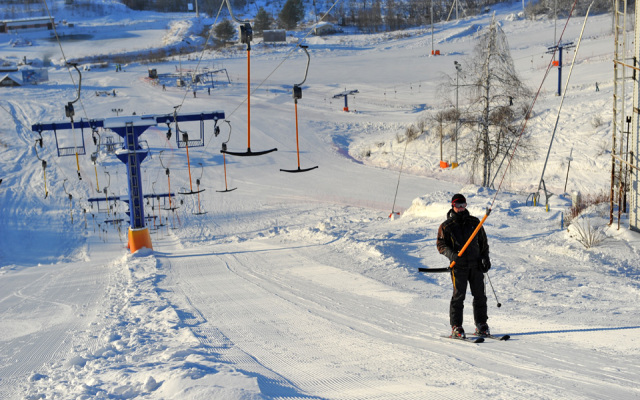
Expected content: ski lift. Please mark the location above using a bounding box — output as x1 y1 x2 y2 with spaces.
90 125 101 192
63 178 74 223
50 119 88 158
174 109 205 196
91 126 100 146
87 171 118 215
34 141 49 198
217 120 237 193
65 62 85 180
159 150 179 211
90 151 100 193
145 214 157 227
102 171 111 214
174 109 207 149
281 45 318 173
165 121 172 141
35 130 44 148
192 163 207 215
333 89 359 112
219 0 277 157
151 182 166 229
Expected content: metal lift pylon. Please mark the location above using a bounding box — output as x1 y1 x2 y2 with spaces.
32 110 224 253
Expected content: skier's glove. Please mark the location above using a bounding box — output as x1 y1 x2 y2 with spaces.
445 249 459 263
481 258 491 272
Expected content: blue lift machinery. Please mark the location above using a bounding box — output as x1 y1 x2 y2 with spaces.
32 110 225 253
333 89 359 112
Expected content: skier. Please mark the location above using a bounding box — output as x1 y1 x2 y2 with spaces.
437 193 491 339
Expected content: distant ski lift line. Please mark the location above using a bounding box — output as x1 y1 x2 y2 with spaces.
333 89 359 112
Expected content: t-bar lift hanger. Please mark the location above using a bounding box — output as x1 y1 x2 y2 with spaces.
218 120 238 193
281 44 318 173
220 0 277 157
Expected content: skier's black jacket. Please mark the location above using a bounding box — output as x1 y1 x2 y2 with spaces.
437 208 489 267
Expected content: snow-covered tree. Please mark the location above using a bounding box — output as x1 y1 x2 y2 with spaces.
457 17 534 187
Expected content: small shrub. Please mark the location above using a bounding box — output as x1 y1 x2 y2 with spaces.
405 124 421 142
591 115 602 128
564 190 610 226
568 217 606 249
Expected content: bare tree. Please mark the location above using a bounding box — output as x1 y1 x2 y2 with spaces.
456 16 533 187
525 0 610 18
431 108 458 162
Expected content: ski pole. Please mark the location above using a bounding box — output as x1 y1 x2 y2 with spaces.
486 272 502 308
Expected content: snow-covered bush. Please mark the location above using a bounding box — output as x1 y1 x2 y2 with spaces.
568 216 607 249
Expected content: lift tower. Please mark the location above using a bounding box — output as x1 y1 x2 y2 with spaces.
32 111 224 252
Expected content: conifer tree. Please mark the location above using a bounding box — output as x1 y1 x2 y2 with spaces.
214 19 236 46
254 7 274 35
278 0 305 30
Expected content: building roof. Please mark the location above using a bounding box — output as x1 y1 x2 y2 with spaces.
0 74 23 86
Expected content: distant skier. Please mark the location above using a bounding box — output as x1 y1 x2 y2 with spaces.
437 193 491 339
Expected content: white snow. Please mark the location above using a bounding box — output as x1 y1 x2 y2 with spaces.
1 1 639 399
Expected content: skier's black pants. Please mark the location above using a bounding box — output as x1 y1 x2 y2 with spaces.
450 265 487 327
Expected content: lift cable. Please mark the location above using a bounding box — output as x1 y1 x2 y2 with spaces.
159 150 178 212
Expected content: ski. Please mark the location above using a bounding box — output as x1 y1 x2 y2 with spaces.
441 335 485 343
472 334 510 341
